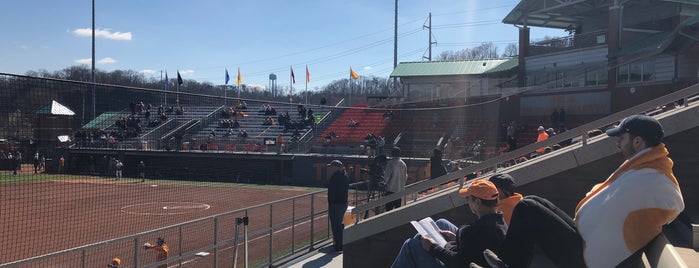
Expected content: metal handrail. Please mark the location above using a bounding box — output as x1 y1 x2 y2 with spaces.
352 82 699 217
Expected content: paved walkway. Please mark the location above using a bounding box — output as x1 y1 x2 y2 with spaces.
282 246 343 268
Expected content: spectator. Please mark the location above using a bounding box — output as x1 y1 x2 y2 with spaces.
391 180 507 267
384 147 407 211
433 113 439 128
348 118 359 127
487 115 684 268
276 134 284 154
506 121 515 139
507 136 518 152
488 173 523 226
326 160 349 252
324 130 338 146
558 108 566 128
550 108 560 129
535 126 549 154
225 128 234 138
430 148 447 179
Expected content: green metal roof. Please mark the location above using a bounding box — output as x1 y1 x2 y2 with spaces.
389 59 518 77
81 111 128 130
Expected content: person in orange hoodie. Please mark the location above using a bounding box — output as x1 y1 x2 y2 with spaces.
488 174 523 226
482 115 684 268
535 126 549 154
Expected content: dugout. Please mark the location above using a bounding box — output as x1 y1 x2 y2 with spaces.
61 149 432 187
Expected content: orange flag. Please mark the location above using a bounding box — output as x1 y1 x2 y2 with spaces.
350 67 359 80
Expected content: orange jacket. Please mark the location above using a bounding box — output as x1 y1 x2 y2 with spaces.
535 132 549 153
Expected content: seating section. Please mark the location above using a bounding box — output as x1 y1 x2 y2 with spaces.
318 104 390 145
190 104 330 151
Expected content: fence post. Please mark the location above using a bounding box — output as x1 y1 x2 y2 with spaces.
81 249 86 268
134 237 140 268
292 198 296 254
179 226 183 268
244 216 249 268
214 217 219 268
310 193 315 250
269 204 273 266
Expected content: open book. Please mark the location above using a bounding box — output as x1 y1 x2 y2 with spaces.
411 217 448 247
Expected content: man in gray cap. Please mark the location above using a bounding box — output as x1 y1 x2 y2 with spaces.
326 159 349 252
482 115 684 268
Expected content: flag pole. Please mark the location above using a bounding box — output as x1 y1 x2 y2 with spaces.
237 67 241 99
305 65 308 104
161 70 166 107
176 70 180 107
349 67 352 107
289 66 293 104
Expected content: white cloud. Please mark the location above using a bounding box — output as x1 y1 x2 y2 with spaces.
179 69 195 75
74 57 117 65
98 57 116 64
74 58 91 64
245 84 265 91
363 66 373 71
20 45 28 50
73 28 132 41
141 69 157 75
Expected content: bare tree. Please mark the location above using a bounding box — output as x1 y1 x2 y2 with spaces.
502 43 518 58
436 42 501 61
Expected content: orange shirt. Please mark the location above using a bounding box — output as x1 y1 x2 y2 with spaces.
535 132 549 153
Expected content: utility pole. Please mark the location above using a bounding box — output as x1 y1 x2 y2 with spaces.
393 0 398 92
423 12 437 61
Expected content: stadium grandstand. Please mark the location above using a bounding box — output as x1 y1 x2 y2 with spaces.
2 1 699 267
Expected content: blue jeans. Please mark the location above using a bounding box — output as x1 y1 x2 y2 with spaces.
391 219 458 268
328 202 348 250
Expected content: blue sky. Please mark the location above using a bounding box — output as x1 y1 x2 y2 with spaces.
0 0 564 90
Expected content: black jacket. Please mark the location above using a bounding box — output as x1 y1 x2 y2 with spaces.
327 170 349 204
429 213 507 267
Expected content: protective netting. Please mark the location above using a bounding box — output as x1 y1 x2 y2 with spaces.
0 73 497 267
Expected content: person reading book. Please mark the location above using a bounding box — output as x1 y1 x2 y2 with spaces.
391 180 507 268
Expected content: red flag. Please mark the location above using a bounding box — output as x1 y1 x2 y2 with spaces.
291 67 296 84
306 66 310 83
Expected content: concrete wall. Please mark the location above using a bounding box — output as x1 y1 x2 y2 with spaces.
343 106 699 267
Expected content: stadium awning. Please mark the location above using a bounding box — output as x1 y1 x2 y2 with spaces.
35 100 75 116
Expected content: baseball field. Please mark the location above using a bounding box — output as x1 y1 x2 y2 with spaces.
0 168 333 267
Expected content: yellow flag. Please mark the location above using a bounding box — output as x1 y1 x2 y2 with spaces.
350 67 359 80
236 68 242 84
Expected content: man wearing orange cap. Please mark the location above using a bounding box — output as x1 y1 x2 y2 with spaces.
391 180 507 268
484 115 684 268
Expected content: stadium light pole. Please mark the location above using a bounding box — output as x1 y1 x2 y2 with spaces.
91 0 96 120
